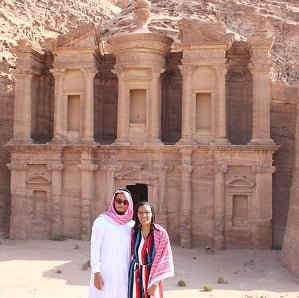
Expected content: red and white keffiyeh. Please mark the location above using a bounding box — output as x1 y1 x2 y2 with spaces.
148 224 174 289
103 189 134 224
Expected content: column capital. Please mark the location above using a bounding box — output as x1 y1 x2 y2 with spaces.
81 67 97 78
248 62 272 74
78 164 98 172
47 163 64 171
154 163 172 173
211 63 228 76
215 164 227 173
50 68 66 78
101 164 122 172
252 165 276 173
7 162 28 171
180 164 193 173
152 67 166 77
178 64 195 77
112 65 125 79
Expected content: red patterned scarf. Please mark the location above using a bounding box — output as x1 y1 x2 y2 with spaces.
103 189 134 224
148 224 174 289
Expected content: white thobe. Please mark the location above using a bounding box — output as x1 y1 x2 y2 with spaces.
88 215 134 298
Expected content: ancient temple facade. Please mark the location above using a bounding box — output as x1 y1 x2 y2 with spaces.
6 1 278 249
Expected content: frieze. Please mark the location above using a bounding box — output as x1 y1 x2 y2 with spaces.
116 52 165 66
182 49 226 62
78 164 98 172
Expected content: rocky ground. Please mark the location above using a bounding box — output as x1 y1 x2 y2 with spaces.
0 0 299 84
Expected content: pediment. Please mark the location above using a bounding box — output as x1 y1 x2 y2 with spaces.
46 23 97 50
26 173 51 184
179 19 233 44
226 176 255 187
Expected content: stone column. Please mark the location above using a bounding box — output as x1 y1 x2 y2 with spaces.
47 163 64 236
180 147 193 248
155 163 171 229
248 37 275 145
78 151 98 240
178 65 196 145
50 69 66 143
112 66 130 145
214 164 227 249
102 165 122 208
281 88 299 278
7 162 29 238
212 64 229 144
11 71 34 143
81 68 97 144
146 68 164 144
253 165 275 248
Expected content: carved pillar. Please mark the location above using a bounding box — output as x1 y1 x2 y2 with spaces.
155 164 171 229
78 151 98 240
50 69 66 143
113 66 130 145
214 164 227 249
146 68 164 144
248 37 275 145
11 71 34 143
47 163 64 235
253 165 276 248
178 65 196 145
7 162 29 238
81 68 97 143
212 64 229 144
102 165 122 208
180 147 193 248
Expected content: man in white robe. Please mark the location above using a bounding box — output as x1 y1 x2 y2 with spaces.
88 188 134 298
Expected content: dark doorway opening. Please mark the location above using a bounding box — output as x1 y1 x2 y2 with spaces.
126 183 148 209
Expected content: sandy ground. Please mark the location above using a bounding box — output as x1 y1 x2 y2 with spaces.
0 239 298 298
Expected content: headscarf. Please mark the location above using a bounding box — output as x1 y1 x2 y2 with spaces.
103 188 134 224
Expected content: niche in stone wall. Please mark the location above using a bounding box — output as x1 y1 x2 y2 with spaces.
130 89 146 124
128 89 146 144
26 171 51 239
29 190 48 239
196 93 211 132
232 194 248 227
67 95 80 132
63 70 84 140
191 66 216 143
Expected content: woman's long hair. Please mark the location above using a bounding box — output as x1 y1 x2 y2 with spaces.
133 201 156 234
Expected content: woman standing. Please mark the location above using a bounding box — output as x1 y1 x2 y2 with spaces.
128 201 174 298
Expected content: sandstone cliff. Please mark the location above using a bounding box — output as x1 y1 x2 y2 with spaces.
0 0 298 84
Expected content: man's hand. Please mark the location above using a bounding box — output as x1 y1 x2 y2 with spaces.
94 272 104 290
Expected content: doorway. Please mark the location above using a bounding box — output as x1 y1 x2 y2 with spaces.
126 183 148 209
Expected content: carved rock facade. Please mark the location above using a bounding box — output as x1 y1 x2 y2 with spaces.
6 3 279 250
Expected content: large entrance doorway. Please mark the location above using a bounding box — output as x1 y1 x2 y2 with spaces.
126 183 148 208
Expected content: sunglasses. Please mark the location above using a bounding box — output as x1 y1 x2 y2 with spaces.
115 198 129 206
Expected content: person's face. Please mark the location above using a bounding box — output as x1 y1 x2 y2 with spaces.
137 204 152 226
114 193 129 215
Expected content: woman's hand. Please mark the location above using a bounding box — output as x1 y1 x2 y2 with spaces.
94 272 104 290
147 283 158 296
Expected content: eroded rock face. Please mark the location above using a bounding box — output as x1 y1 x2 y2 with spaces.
0 0 298 84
